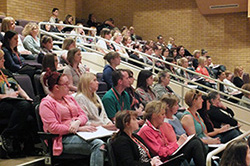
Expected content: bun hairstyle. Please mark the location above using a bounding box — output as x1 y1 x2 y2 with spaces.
103 51 120 63
43 68 64 91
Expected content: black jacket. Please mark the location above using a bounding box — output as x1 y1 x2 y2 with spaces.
112 132 152 166
208 105 238 128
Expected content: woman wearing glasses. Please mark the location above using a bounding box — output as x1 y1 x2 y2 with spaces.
39 69 105 166
181 89 221 145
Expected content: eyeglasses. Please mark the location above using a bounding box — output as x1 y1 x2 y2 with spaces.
58 82 69 87
192 90 199 101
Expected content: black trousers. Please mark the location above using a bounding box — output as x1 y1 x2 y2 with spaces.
179 137 207 166
0 99 31 135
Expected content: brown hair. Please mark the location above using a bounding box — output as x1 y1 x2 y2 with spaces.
185 89 202 107
103 51 120 63
242 83 250 97
67 48 81 66
161 93 179 112
112 110 138 140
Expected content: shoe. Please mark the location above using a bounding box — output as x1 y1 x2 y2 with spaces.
0 135 14 153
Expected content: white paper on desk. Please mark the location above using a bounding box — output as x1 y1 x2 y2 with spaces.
171 134 195 156
77 126 116 141
220 125 241 134
208 144 224 148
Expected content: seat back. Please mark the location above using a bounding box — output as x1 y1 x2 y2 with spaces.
15 25 24 35
243 73 250 84
14 74 36 100
106 138 117 166
96 72 103 82
33 74 46 100
35 104 44 132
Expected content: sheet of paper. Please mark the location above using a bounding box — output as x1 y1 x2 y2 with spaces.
77 126 116 141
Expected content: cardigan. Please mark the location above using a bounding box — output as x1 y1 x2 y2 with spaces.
39 95 88 156
74 93 112 125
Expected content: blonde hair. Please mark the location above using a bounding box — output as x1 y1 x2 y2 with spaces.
198 56 206 65
185 89 202 107
178 57 188 66
22 22 39 37
193 50 200 58
0 49 4 59
143 100 166 121
77 73 101 109
113 32 122 41
1 17 15 32
234 66 243 77
62 38 75 50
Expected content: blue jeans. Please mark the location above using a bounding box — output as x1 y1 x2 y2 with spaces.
62 135 104 166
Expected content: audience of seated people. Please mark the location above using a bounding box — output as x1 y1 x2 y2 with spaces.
1 17 34 59
1 10 250 165
137 100 207 166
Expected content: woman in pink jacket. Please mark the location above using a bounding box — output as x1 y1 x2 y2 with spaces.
39 69 105 166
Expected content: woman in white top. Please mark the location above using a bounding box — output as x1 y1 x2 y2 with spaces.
112 32 129 59
75 73 116 130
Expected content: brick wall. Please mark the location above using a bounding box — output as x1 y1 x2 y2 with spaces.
0 0 7 15
3 0 76 22
78 0 250 73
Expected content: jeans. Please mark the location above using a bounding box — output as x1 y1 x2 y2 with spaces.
62 135 104 166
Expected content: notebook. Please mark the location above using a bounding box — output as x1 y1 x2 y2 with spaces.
77 126 117 141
